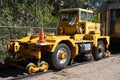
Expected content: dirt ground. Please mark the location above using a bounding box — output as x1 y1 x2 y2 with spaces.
22 54 120 80
0 54 120 80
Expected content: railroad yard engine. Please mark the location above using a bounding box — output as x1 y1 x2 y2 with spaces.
6 8 110 74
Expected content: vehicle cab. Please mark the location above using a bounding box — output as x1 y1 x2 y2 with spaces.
58 8 100 36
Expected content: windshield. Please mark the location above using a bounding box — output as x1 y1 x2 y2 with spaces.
60 11 77 26
60 11 77 21
69 11 77 26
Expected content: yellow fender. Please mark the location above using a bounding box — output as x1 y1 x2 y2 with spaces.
93 36 110 48
49 39 78 62
50 39 76 52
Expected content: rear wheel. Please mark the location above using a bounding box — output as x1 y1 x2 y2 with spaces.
93 41 105 60
51 43 71 70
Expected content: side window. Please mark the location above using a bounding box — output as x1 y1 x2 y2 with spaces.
88 13 92 21
81 11 87 21
60 13 69 21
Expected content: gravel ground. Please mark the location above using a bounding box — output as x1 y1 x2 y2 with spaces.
23 54 120 80
0 54 120 80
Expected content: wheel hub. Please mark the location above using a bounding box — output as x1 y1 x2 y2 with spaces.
58 52 67 60
98 44 104 57
57 48 67 64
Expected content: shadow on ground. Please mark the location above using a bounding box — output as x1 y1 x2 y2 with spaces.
0 63 27 79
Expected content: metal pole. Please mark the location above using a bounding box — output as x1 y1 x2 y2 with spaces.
34 0 37 27
99 0 101 5
59 0 61 9
0 0 3 19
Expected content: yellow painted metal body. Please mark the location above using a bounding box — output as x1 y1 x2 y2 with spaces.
7 8 110 73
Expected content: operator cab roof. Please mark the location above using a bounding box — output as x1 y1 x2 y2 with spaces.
59 8 93 14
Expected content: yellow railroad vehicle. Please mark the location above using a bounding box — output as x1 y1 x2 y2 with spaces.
100 0 120 48
6 8 110 74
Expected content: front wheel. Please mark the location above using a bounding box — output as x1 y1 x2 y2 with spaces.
51 43 71 70
93 41 105 60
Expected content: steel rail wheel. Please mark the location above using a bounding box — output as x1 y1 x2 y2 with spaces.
26 63 37 74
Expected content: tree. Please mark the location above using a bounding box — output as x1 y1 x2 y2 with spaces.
0 0 107 26
0 0 58 27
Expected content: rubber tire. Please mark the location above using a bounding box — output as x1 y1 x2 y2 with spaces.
93 41 105 61
51 43 71 70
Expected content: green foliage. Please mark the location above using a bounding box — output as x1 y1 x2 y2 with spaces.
92 15 100 23
0 0 58 27
37 0 58 27
0 0 107 26
0 40 7 62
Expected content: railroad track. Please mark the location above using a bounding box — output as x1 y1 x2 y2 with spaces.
0 53 119 80
0 57 93 80
11 53 120 80
12 60 93 80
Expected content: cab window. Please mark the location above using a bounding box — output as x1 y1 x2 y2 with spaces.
60 12 69 21
81 11 87 21
88 13 92 21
